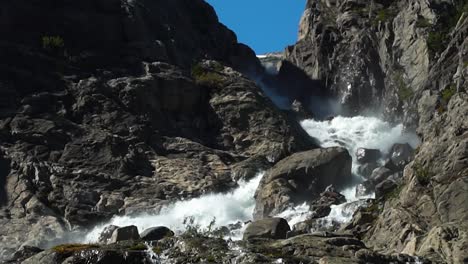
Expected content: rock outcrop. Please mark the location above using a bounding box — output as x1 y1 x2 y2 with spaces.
243 218 291 240
0 0 317 260
254 147 352 219
285 1 468 263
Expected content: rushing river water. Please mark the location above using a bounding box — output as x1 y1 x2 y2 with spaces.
84 115 419 242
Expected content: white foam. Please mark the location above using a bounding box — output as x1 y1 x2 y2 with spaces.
277 116 419 229
301 116 420 175
84 173 264 242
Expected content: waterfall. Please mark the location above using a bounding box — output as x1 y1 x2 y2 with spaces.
83 116 419 242
84 173 264 242
276 115 420 228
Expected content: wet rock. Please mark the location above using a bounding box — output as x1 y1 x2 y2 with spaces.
98 225 120 244
356 148 381 164
6 246 43 264
290 100 314 120
363 167 394 191
309 188 346 219
389 143 414 169
254 147 352 219
140 226 174 241
357 162 379 179
230 155 271 181
375 179 398 199
110 226 140 243
243 218 291 240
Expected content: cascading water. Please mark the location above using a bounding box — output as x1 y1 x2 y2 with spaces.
82 115 419 243
84 173 264 243
277 115 420 229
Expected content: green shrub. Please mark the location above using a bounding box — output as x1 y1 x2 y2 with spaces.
191 63 224 87
437 84 457 113
441 85 456 103
42 36 64 51
394 72 413 101
373 9 396 25
413 163 432 185
427 32 445 55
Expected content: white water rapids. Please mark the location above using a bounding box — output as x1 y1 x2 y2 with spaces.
83 115 419 242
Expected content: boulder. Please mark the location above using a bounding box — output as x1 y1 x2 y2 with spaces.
375 180 398 199
243 218 291 240
363 167 394 190
140 226 174 241
254 147 352 219
98 225 120 244
357 162 379 179
109 226 140 243
356 148 381 164
389 143 414 169
309 188 346 219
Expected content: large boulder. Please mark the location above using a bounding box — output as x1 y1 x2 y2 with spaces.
243 218 291 240
389 143 414 169
109 226 140 243
254 147 352 219
98 225 120 244
356 148 381 164
140 226 174 241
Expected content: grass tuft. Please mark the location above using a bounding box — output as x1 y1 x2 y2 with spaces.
413 163 433 185
52 244 99 254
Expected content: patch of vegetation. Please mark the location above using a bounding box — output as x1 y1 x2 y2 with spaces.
464 61 468 68
394 72 413 101
427 1 468 56
191 62 225 87
384 184 404 201
372 8 397 25
182 216 220 238
152 245 163 255
52 244 99 254
413 162 433 185
42 36 65 51
416 17 432 28
128 243 148 251
437 84 457 113
427 31 445 55
441 85 457 103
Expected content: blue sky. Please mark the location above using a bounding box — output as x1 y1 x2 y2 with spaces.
205 0 306 55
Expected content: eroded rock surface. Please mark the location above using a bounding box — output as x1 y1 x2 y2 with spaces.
254 147 352 219
0 0 316 260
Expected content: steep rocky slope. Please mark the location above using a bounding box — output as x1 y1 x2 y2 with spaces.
284 0 468 263
0 0 315 260
1 0 466 263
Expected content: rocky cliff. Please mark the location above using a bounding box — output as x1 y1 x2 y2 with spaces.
1 0 467 263
0 0 316 260
284 0 468 263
